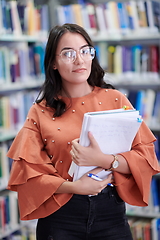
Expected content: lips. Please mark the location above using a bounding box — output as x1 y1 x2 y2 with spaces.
73 68 86 73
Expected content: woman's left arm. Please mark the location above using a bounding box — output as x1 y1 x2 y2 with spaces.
71 131 131 174
71 121 160 206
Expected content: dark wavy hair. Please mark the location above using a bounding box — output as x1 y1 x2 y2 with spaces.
36 23 114 117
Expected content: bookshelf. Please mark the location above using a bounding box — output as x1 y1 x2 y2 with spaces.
0 0 160 239
48 0 160 239
0 0 48 239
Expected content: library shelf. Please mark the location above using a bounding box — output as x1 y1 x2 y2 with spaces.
91 32 160 42
0 34 48 43
0 79 44 94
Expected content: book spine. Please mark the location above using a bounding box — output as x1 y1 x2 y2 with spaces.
86 3 98 34
152 1 160 31
117 2 129 31
71 4 83 27
0 0 49 36
94 4 107 32
0 91 39 131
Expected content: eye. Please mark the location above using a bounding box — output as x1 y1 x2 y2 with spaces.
81 47 90 55
61 50 76 58
62 51 73 58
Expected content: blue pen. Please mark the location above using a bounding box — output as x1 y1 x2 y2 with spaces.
87 173 102 181
87 173 114 187
107 183 114 187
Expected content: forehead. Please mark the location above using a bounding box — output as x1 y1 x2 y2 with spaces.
57 32 88 51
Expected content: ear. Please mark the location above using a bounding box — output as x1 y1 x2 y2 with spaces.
53 64 57 70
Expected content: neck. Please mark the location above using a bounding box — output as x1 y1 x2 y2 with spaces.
61 83 93 98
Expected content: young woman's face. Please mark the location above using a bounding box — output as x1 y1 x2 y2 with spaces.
54 32 93 88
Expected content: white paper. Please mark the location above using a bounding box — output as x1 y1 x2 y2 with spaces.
68 108 143 181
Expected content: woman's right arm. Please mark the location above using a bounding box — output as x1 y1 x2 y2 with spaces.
55 169 113 196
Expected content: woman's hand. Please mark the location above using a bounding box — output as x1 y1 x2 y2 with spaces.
73 168 113 196
70 132 105 167
56 167 113 195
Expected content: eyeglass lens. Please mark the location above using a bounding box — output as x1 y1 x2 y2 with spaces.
60 46 95 63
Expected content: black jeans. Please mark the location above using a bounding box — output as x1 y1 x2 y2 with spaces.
36 186 133 240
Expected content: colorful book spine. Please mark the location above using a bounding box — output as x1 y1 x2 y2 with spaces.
0 43 45 84
0 0 49 35
0 90 39 131
104 44 159 82
53 1 160 35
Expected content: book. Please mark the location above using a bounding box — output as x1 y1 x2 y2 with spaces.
152 1 160 31
151 178 160 213
136 1 148 28
129 1 140 31
71 4 83 27
150 45 159 81
107 45 116 73
86 3 98 34
80 4 91 31
9 1 22 35
0 46 11 84
69 108 142 181
154 135 160 162
143 89 156 126
151 218 160 240
151 91 160 128
104 2 120 34
94 3 107 33
26 0 35 36
40 4 49 35
116 2 129 33
125 1 134 30
95 42 108 70
135 90 145 117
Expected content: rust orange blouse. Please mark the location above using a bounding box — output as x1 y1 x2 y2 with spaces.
7 87 160 220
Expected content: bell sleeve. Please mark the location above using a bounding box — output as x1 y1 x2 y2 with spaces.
114 121 160 206
7 105 72 220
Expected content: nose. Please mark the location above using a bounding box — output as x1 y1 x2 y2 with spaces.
74 51 84 65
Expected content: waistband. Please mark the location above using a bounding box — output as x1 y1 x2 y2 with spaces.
89 185 115 197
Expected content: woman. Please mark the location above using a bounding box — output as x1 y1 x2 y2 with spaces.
7 23 160 240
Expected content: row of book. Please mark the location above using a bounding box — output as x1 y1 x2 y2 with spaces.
118 89 160 129
0 141 12 192
126 177 160 239
96 43 159 82
2 224 36 240
0 142 36 238
0 42 159 86
0 0 49 36
55 0 160 36
0 90 39 131
0 191 19 237
126 176 160 216
0 43 45 85
155 135 160 164
128 217 160 240
0 188 36 239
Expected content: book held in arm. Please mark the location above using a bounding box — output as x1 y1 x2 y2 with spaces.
68 108 143 181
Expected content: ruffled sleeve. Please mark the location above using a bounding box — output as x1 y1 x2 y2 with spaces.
7 105 72 220
111 91 160 206
114 121 160 206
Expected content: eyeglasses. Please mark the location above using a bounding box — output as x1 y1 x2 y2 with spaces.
57 46 95 64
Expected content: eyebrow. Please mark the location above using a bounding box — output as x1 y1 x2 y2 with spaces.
61 44 89 52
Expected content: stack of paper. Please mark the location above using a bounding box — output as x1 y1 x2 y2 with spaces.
69 108 143 181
